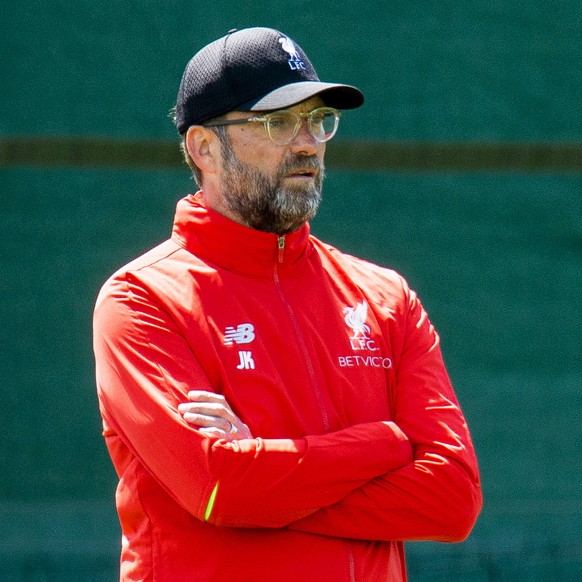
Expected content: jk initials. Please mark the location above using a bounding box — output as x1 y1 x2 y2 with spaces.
236 351 255 370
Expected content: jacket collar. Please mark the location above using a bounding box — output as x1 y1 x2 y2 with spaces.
171 193 313 279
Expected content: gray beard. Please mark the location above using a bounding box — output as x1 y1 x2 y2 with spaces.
219 138 325 234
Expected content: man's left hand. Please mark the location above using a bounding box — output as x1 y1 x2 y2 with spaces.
178 390 253 441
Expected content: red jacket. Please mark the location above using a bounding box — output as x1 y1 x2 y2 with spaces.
93 193 481 581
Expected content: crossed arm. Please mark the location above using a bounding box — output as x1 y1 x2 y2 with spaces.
94 275 482 541
178 384 481 542
95 275 416 530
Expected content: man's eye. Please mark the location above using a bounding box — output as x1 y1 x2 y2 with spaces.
269 115 291 128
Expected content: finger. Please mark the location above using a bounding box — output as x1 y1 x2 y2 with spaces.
180 402 235 424
198 426 243 443
198 426 229 439
186 391 235 414
184 411 252 441
227 420 253 440
187 390 230 408
182 412 231 432
181 401 227 415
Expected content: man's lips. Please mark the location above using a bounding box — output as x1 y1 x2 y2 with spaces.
285 168 318 178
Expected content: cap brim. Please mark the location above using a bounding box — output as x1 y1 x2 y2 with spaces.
241 81 364 111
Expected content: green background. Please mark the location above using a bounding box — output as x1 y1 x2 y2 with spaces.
1 1 581 579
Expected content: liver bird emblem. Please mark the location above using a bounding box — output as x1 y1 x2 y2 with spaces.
278 36 299 59
343 301 371 339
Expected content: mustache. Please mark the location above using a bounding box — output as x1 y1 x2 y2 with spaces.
278 155 325 176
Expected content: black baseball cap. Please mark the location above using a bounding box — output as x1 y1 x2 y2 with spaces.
174 27 364 133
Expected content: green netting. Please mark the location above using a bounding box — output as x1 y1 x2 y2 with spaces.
1 1 581 579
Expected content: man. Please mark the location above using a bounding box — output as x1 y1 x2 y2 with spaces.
93 27 482 581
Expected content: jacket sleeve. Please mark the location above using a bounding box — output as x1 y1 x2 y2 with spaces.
93 274 413 529
289 287 482 542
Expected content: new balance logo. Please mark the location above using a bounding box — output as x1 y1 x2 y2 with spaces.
224 323 255 346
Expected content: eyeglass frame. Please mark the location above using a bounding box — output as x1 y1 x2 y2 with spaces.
202 106 342 145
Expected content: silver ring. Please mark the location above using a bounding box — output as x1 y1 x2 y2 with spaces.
229 422 238 435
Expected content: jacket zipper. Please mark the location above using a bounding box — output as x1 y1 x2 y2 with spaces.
273 236 330 432
276 235 355 582
277 235 285 263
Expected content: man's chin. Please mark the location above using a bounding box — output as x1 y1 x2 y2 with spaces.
278 207 320 232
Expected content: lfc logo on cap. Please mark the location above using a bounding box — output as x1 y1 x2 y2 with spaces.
278 36 306 71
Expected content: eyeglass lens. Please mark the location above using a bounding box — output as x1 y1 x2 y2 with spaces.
266 108 339 145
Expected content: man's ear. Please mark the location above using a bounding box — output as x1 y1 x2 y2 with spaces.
185 126 221 175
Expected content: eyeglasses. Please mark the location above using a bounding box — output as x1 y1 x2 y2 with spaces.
203 106 341 146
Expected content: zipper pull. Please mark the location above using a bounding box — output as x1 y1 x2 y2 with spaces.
277 236 285 263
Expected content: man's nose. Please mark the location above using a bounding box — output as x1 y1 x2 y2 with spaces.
289 119 320 155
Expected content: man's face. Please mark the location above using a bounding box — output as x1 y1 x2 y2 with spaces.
216 97 327 235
